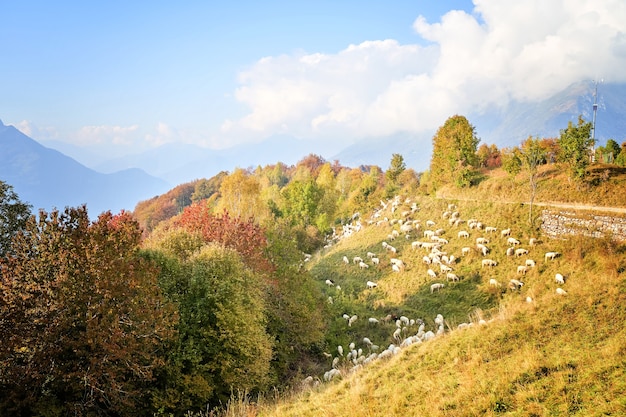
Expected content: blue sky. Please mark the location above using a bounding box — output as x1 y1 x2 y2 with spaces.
2 0 625 162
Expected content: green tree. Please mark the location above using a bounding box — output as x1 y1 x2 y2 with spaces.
281 180 323 227
557 116 593 181
430 115 480 188
502 147 522 177
0 181 31 259
386 153 406 184
605 139 621 163
0 207 175 416
616 142 626 167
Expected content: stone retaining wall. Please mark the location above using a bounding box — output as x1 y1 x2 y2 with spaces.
541 209 626 242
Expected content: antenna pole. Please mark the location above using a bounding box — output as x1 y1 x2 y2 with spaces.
591 80 598 161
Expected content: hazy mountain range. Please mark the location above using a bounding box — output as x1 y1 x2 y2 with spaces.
1 80 624 216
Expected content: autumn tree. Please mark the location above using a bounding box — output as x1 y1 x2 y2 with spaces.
430 115 480 188
0 181 31 258
0 207 175 416
501 147 522 177
217 168 269 222
616 142 626 167
171 203 273 273
281 180 323 228
557 116 593 182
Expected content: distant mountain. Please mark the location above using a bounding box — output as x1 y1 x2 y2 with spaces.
472 80 626 148
0 120 171 216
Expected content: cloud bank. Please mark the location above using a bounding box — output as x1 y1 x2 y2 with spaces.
223 0 626 143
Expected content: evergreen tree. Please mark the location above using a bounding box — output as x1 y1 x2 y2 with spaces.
557 116 593 181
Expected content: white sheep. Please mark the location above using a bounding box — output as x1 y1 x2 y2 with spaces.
392 264 401 273
366 281 378 289
525 259 536 267
353 256 363 264
461 246 471 256
515 248 529 257
508 237 521 245
446 272 459 282
325 279 335 286
458 230 470 239
359 261 369 269
506 247 515 256
371 257 380 265
477 243 490 256
509 279 524 290
556 287 568 295
482 259 497 267
555 273 565 284
342 256 349 265
545 251 560 261
366 251 376 258
501 228 511 237
430 283 445 293
517 265 528 275
348 315 358 327
489 278 500 287
476 237 490 245
529 237 538 246
485 226 498 233
368 317 379 325
427 268 437 278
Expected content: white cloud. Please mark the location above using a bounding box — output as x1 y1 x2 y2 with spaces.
74 124 139 146
224 0 626 143
15 120 59 141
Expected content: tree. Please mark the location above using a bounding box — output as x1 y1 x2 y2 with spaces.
0 181 31 259
557 116 593 181
0 207 175 416
520 137 547 226
501 148 522 177
616 142 626 167
386 153 406 184
217 168 268 222
430 115 480 188
281 180 323 228
605 139 621 163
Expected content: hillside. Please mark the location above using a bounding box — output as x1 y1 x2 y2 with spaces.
226 195 626 417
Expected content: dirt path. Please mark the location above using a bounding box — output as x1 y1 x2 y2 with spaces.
436 192 626 215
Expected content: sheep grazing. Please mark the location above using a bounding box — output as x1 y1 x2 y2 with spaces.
353 256 364 264
501 228 512 237
517 265 528 275
446 272 459 282
509 279 524 290
525 259 536 267
481 259 498 268
458 230 470 239
430 283 445 293
366 281 378 289
359 261 369 269
368 317 379 325
371 257 380 265
367 251 376 258
489 278 500 287
507 237 521 245
506 247 515 257
392 264 401 273
325 279 335 286
348 315 358 327
342 256 349 265
545 251 560 261
476 237 490 245
515 248 529 257
485 226 498 233
427 268 437 278
555 273 565 284
461 246 471 256
529 237 538 246
556 287 568 295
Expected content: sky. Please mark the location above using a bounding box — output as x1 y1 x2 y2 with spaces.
2 0 626 162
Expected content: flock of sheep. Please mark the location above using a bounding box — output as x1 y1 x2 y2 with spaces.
303 195 570 387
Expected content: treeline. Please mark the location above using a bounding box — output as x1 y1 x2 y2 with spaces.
1 113 621 416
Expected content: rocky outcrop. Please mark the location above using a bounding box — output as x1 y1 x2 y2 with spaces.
541 209 626 241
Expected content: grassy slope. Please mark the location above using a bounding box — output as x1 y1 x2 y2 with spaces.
254 191 626 416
